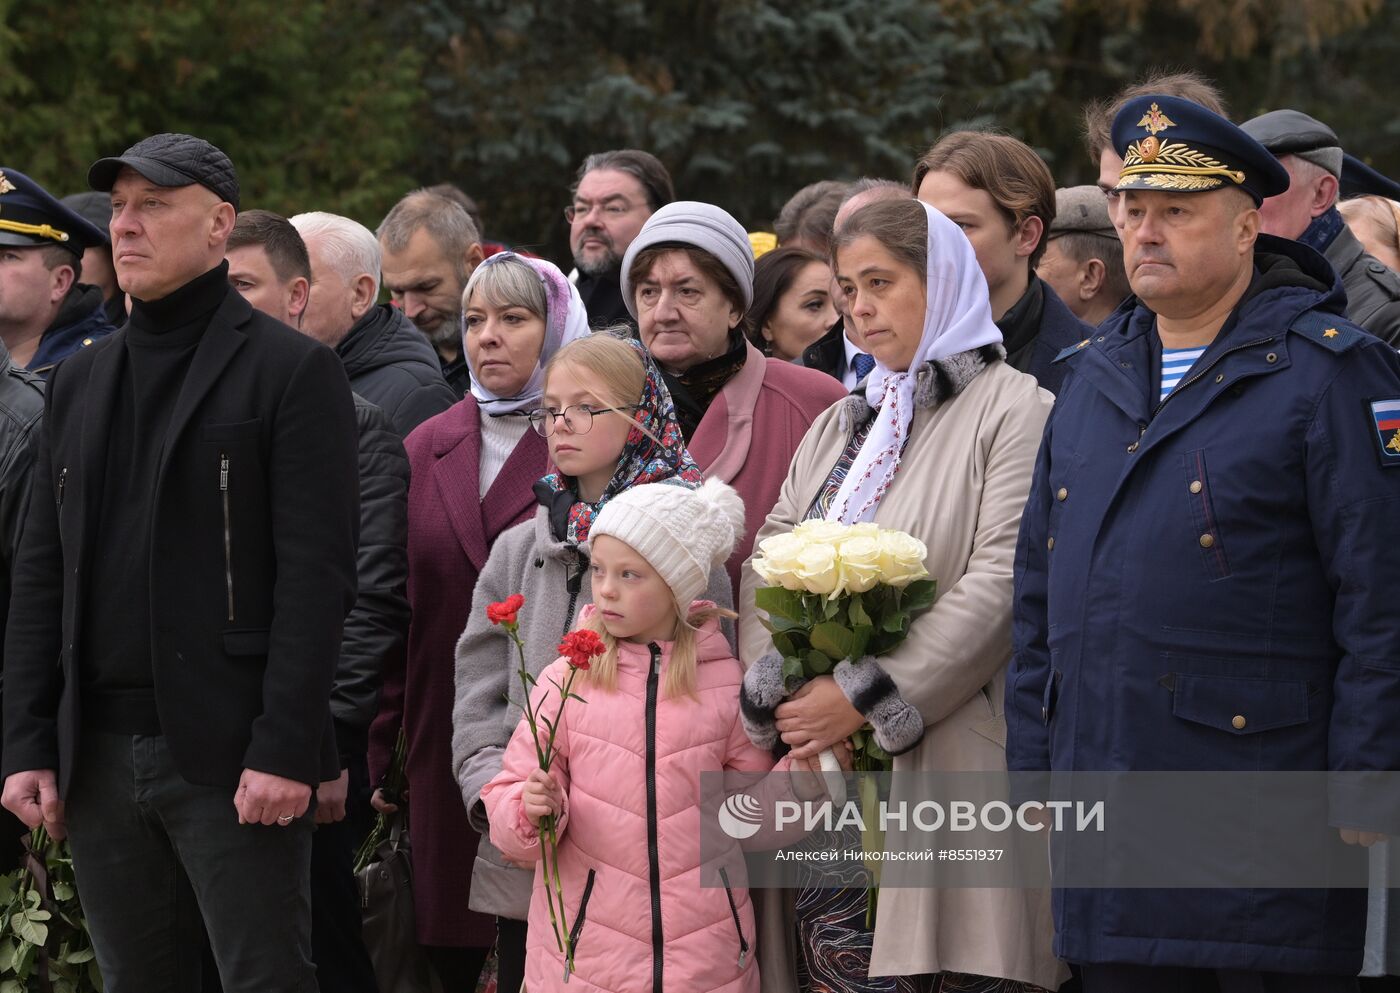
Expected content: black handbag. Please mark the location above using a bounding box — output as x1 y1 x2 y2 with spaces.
355 815 439 993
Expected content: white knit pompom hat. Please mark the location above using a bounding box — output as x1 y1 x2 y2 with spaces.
586 478 746 609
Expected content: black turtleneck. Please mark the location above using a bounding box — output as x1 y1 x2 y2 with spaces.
82 262 230 734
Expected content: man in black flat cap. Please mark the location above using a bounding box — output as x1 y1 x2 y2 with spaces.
0 169 117 375
1242 108 1400 345
0 133 359 993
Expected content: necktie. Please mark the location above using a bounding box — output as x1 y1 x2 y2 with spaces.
851 352 876 383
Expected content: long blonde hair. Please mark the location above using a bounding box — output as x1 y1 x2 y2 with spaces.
578 601 737 700
542 329 645 411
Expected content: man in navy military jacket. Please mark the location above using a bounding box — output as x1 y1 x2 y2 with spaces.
1007 95 1400 991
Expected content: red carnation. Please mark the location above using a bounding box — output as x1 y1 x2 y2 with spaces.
486 593 525 626
557 629 606 670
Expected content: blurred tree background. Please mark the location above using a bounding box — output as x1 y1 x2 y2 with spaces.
1 0 1395 265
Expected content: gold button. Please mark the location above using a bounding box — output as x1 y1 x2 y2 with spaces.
1056 487 1068 501
1126 442 1139 453
1189 480 1202 494
1266 353 1278 364
1199 533 1215 548
1232 715 1246 730
82 337 93 346
1047 537 1055 551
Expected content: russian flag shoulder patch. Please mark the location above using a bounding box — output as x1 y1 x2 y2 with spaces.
1369 398 1400 466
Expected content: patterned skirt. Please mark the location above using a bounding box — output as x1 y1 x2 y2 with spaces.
795 883 1053 993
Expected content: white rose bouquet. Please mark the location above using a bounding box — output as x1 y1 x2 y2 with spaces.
748 520 937 774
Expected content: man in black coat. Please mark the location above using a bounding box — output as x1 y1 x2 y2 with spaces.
0 134 359 993
1242 109 1400 346
377 190 486 398
915 131 1093 395
291 210 455 436
225 208 408 993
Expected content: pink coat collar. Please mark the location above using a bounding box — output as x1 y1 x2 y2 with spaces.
685 340 768 482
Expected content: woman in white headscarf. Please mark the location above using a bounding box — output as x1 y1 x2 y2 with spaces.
738 199 1066 992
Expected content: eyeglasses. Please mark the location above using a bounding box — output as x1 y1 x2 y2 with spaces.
527 403 639 437
564 199 639 223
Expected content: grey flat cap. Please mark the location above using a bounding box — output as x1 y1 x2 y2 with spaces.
1050 186 1115 238
1241 109 1344 178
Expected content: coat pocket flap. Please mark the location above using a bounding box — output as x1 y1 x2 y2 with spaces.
223 627 271 656
1169 673 1309 734
971 714 1008 748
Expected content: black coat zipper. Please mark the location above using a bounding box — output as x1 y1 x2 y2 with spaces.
646 642 664 992
563 867 597 978
717 867 750 968
561 553 584 636
57 467 67 509
220 453 233 621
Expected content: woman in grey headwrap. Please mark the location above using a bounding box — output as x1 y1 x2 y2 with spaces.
619 201 847 592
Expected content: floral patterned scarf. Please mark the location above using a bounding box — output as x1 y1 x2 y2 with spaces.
534 337 703 544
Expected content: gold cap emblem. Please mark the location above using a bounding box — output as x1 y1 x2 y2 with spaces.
1136 102 1177 136
0 173 14 196
1139 136 1162 162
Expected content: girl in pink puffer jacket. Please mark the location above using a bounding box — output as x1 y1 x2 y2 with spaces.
482 478 793 993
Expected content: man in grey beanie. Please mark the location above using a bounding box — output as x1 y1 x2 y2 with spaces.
1243 108 1400 345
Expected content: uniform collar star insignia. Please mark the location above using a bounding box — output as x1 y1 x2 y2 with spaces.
1136 102 1177 136
1324 328 1339 338
0 173 14 196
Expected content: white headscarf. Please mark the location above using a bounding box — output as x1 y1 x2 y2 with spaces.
828 201 1003 523
464 252 592 415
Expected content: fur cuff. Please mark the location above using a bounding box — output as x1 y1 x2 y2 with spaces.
832 656 925 756
741 653 802 750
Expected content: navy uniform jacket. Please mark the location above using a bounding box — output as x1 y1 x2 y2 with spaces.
1006 235 1400 973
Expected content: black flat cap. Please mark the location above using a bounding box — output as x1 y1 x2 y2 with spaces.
87 133 239 210
1241 109 1340 157
1341 153 1400 202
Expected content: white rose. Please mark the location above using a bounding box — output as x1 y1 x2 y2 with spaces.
795 515 845 546
836 535 884 594
752 531 807 590
877 530 930 587
792 542 840 596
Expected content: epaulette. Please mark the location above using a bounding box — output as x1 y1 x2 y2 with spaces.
1288 310 1367 353
1053 337 1094 364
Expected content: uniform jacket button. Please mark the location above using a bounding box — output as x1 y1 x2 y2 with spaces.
1199 533 1215 548
1047 537 1055 551
1057 487 1068 501
1189 480 1202 494
1232 715 1247 730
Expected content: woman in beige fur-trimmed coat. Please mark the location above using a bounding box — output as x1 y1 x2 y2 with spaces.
737 198 1067 992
